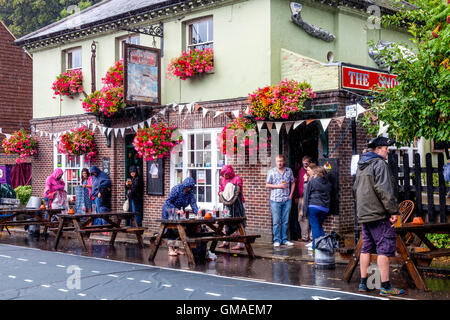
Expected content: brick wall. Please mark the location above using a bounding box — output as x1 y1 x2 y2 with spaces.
0 22 32 158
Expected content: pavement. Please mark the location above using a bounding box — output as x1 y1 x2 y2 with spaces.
0 227 449 300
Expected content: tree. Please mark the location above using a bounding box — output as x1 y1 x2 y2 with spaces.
0 0 102 38
363 0 449 147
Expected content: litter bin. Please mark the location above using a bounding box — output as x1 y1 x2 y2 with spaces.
26 196 42 236
314 232 340 269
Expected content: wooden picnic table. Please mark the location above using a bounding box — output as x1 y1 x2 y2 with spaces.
148 217 260 266
0 208 63 235
53 211 146 251
342 222 450 291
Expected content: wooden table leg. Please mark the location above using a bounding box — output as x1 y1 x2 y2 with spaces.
342 237 363 282
130 216 144 248
72 218 87 251
177 224 196 267
54 218 65 250
109 217 121 247
238 224 256 259
148 224 166 262
396 235 427 291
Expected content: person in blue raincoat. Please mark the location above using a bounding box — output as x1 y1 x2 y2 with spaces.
162 177 199 256
90 166 112 224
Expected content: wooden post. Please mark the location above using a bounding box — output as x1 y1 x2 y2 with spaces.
403 153 411 201
425 153 434 222
414 153 423 219
437 153 447 223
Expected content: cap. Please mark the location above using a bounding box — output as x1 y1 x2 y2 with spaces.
368 136 395 148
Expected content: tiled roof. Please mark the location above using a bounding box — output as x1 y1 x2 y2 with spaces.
14 0 184 46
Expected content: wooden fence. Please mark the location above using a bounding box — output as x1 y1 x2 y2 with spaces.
388 152 449 223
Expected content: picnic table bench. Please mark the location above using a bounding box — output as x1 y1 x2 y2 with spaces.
342 222 450 291
0 208 63 235
53 211 146 251
148 217 260 266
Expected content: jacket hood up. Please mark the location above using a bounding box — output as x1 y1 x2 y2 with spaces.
358 152 385 170
181 177 195 190
220 165 235 179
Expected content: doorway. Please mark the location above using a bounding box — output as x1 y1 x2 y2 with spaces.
125 134 144 226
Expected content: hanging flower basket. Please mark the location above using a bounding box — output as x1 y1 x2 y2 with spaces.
248 79 316 120
52 69 84 99
133 124 182 162
167 48 214 80
82 60 125 118
102 60 123 87
56 126 97 161
2 129 38 164
217 116 270 157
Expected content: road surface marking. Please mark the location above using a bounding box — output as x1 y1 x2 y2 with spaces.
41 285 51 288
232 297 247 300
107 274 119 278
126 278 135 280
24 279 33 283
0 254 11 258
162 284 172 287
58 289 68 292
184 288 194 292
91 270 100 273
100 298 108 300
17 258 28 261
8 275 16 279
205 292 221 297
140 280 151 284
78 293 87 297
39 261 47 265
56 265 66 268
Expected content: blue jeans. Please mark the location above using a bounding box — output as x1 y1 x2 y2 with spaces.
308 206 327 250
270 199 292 244
128 198 142 227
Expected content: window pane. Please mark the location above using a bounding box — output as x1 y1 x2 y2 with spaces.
189 23 198 45
206 186 211 202
72 49 82 69
204 151 211 167
195 134 203 150
198 186 205 202
188 134 194 151
196 151 203 167
204 134 211 150
198 21 207 44
208 19 213 42
188 151 195 166
206 170 211 185
67 52 73 69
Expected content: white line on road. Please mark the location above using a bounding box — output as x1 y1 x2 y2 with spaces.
0 255 11 258
126 278 135 280
39 261 47 265
78 293 87 297
162 284 172 287
91 270 100 273
140 280 151 284
41 285 51 288
107 274 119 278
232 297 247 300
184 288 194 292
56 265 66 268
24 279 33 283
205 292 221 297
17 258 28 261
100 298 108 300
8 275 16 279
58 289 68 292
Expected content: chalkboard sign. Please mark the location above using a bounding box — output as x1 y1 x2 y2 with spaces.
147 158 164 195
318 158 339 215
102 157 110 176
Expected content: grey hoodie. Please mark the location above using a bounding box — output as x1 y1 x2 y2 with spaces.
353 152 398 223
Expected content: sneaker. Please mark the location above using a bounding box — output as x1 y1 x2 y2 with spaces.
305 242 313 248
283 241 294 246
379 286 405 296
273 242 280 248
358 283 370 292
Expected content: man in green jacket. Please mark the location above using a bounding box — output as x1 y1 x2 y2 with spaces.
353 136 405 296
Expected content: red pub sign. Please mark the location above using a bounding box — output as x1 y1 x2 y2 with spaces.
341 64 398 92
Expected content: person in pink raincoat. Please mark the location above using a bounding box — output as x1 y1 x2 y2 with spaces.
218 165 245 250
43 168 65 208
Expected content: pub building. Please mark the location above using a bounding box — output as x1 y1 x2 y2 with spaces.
14 0 413 243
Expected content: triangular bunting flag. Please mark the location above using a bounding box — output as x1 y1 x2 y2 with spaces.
257 121 264 132
285 122 293 134
172 103 178 111
159 107 166 116
40 131 44 137
139 122 145 129
232 110 240 118
114 128 119 138
133 125 139 132
244 106 250 115
202 107 209 118
334 116 345 128
0 128 2 134
194 104 201 112
120 128 125 138
266 122 274 134
319 118 332 131
178 104 185 115
306 119 315 125
214 111 224 118
106 128 112 137
293 120 305 129
378 121 389 135
100 126 106 135
356 103 367 117
48 133 53 140
275 122 283 134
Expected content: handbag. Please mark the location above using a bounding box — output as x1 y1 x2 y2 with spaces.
123 199 129 211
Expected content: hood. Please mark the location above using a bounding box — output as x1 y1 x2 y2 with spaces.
52 168 64 179
358 152 385 170
181 177 196 190
220 165 235 179
90 166 101 175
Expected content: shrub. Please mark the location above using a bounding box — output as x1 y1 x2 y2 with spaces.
14 185 32 205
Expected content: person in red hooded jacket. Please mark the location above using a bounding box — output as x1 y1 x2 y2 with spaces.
43 168 65 208
218 165 245 250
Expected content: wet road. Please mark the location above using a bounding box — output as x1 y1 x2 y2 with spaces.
0 231 448 300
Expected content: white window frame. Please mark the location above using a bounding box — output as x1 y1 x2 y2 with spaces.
170 128 224 210
118 34 140 60
186 16 213 51
65 47 82 71
53 141 91 196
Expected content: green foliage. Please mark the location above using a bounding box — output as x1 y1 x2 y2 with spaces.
363 0 450 146
426 233 450 248
14 185 31 205
0 0 102 38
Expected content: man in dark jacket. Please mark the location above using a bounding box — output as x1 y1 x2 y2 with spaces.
353 136 404 296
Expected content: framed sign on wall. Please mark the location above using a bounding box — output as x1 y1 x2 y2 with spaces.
147 158 164 196
124 43 161 106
